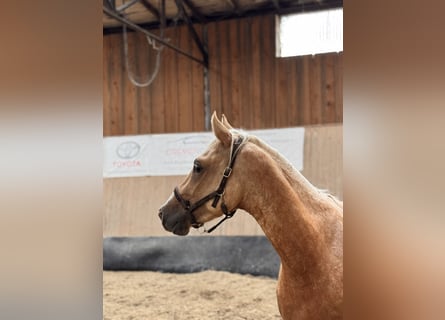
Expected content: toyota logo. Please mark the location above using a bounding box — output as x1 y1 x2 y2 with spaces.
116 141 141 159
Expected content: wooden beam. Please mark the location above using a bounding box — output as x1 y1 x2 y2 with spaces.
225 0 242 16
174 0 208 67
103 5 206 66
182 0 207 23
160 0 166 29
139 0 160 20
103 0 116 10
117 0 139 12
271 0 281 10
276 0 342 15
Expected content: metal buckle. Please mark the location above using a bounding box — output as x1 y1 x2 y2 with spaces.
216 190 225 197
223 167 232 178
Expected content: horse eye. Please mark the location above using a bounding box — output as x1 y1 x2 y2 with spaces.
193 161 203 173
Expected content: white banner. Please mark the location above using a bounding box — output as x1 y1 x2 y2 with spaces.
103 135 151 177
148 133 214 176
252 127 305 172
103 127 304 178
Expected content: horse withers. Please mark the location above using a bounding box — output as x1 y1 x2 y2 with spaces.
158 112 343 319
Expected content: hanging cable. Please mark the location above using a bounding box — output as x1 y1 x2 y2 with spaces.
121 0 165 87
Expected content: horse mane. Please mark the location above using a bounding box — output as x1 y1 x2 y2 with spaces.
232 130 342 210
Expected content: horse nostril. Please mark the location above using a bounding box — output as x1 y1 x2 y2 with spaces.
158 210 163 219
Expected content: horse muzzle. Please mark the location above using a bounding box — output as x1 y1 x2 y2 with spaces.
158 205 193 236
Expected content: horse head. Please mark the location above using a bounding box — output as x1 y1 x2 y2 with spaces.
158 112 247 235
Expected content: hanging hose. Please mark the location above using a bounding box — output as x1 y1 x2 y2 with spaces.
121 0 165 87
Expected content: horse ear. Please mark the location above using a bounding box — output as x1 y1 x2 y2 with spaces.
221 114 234 130
211 112 232 147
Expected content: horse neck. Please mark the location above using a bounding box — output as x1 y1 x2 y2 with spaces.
238 137 340 277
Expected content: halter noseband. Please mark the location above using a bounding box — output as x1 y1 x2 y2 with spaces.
173 136 245 233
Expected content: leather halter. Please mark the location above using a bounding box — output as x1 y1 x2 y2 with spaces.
173 136 245 233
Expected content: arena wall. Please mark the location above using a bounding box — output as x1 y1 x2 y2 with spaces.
103 124 342 237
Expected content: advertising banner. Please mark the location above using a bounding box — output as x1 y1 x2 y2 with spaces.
103 127 304 178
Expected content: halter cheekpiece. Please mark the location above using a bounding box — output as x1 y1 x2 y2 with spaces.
173 135 245 233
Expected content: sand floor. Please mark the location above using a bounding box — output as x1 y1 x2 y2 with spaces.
103 270 281 320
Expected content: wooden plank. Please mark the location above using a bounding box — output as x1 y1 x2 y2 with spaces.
136 32 153 134
301 125 343 199
323 53 336 123
294 56 304 126
237 17 252 129
219 20 231 119
334 53 343 123
191 23 205 132
229 18 241 125
103 36 111 136
149 28 166 134
217 20 226 119
309 55 322 124
109 34 124 136
103 176 183 236
274 58 289 127
250 16 262 129
300 55 311 126
163 27 179 133
207 22 222 119
287 58 299 127
177 25 194 132
123 32 139 135
260 15 276 128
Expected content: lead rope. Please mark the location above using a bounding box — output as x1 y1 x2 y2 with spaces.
203 213 233 233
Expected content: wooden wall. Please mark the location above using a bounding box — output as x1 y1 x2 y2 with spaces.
103 124 342 237
103 24 205 135
207 15 343 129
103 14 343 136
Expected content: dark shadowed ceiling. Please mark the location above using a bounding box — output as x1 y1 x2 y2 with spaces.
103 0 342 30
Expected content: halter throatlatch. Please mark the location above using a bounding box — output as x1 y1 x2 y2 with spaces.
173 135 245 233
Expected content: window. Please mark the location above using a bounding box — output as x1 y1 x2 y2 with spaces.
277 8 343 57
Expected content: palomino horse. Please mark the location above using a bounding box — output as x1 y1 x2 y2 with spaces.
158 113 343 319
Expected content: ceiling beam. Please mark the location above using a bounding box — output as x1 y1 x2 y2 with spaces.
103 5 206 66
103 0 343 32
225 0 242 16
174 0 208 67
271 0 281 10
139 0 161 20
117 0 140 12
103 0 116 10
276 0 342 15
182 0 207 23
